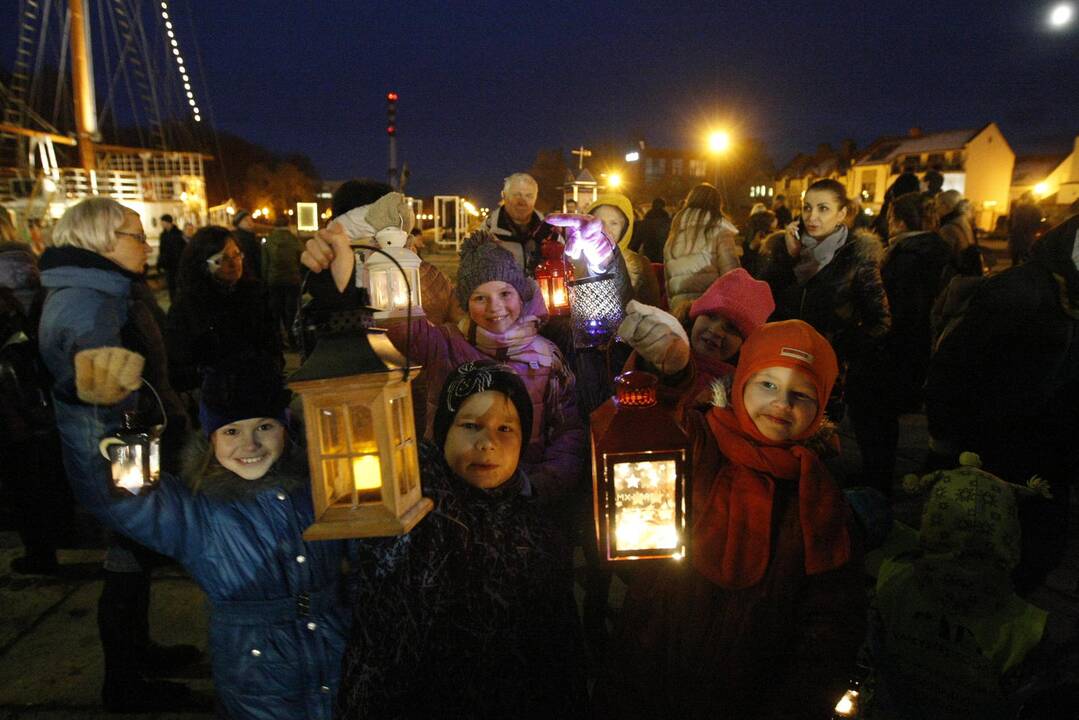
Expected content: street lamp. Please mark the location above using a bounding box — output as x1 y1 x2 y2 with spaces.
607 172 623 190
707 130 732 199
1049 2 1074 28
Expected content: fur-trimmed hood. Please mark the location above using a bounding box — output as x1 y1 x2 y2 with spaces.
179 431 309 501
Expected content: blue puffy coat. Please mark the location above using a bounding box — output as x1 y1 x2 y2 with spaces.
39 248 349 719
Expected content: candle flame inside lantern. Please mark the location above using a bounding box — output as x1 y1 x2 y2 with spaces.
612 460 679 551
352 455 381 492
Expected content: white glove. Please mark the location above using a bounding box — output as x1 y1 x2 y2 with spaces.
74 347 145 405
617 300 690 375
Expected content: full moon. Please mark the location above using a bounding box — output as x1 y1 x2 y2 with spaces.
1049 2 1075 28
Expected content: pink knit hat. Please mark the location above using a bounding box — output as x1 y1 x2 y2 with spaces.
688 268 775 339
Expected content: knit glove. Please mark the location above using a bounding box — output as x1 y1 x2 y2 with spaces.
547 213 614 275
617 300 690 375
74 347 145 405
364 191 415 234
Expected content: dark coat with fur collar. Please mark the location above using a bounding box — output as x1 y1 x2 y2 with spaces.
335 441 584 719
759 229 891 366
58 422 349 720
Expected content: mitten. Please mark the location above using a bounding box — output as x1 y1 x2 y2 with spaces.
364 191 415 233
547 213 614 274
74 347 145 405
617 300 690 375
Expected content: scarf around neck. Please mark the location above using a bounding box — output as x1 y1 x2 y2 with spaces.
459 312 554 368
793 225 848 285
692 407 851 589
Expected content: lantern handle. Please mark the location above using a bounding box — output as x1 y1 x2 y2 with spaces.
140 378 168 434
294 245 414 384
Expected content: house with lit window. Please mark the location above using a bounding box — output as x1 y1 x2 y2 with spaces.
773 142 859 208
1011 135 1079 212
849 124 1015 230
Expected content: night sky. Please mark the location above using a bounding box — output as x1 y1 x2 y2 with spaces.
5 1 1079 206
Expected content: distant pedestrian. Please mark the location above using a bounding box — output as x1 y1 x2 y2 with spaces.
1007 203 1042 268
182 222 196 242
565 198 578 213
261 225 303 349
155 214 186 302
231 210 261 280
632 198 672 263
663 183 740 311
772 193 793 227
937 190 984 276
741 208 777 277
923 166 945 196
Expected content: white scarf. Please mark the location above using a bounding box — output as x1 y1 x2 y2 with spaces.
794 225 848 285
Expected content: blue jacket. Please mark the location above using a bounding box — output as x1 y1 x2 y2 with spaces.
54 401 349 719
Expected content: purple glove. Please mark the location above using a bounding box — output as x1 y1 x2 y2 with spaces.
546 213 614 275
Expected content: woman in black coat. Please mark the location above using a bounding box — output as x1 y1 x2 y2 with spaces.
165 226 281 393
757 179 891 452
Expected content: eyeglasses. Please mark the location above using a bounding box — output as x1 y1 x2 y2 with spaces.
115 230 148 244
207 250 244 269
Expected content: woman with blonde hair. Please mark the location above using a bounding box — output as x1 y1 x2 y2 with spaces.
663 183 740 310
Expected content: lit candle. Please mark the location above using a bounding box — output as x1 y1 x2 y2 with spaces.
116 464 145 491
352 455 381 492
551 286 566 307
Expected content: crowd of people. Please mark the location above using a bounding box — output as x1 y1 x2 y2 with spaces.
0 167 1077 718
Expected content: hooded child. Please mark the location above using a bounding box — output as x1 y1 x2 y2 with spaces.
864 455 1050 720
335 360 584 718
65 349 350 720
586 193 662 307
601 320 865 719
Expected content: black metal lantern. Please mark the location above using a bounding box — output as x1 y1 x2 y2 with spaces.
98 409 161 496
567 272 624 348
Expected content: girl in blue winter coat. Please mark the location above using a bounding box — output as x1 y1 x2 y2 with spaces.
63 350 350 720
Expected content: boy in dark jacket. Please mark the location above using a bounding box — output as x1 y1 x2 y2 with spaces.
336 360 584 719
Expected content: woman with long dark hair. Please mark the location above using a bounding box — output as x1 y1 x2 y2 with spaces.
165 226 281 394
663 183 740 311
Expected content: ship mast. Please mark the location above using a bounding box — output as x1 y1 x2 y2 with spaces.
68 0 98 171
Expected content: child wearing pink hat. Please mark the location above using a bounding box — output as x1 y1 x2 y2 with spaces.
618 268 775 415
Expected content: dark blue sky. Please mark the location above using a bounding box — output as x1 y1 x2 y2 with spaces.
5 1 1078 206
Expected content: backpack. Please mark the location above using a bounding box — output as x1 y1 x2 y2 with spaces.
0 286 54 445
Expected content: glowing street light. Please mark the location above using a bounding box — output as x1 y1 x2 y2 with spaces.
1049 2 1074 28
607 172 623 189
707 130 731 154
1034 181 1050 197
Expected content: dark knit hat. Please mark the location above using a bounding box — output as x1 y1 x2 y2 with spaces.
454 230 535 309
198 354 291 437
160 213 174 223
232 210 250 228
432 360 533 460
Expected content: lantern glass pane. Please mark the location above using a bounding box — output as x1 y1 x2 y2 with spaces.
550 277 567 309
110 443 146 492
611 459 679 552
149 439 160 481
319 407 347 454
347 404 378 455
324 457 351 505
370 270 389 309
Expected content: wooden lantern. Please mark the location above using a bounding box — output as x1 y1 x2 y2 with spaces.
534 237 573 316
288 319 432 540
590 371 690 562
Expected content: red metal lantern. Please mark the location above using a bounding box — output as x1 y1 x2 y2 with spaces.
533 237 573 316
590 371 691 562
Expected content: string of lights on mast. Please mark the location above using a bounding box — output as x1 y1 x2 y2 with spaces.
159 1 200 122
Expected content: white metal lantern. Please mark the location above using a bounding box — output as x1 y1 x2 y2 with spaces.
358 227 424 321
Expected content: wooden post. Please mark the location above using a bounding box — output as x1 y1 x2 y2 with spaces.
68 0 98 172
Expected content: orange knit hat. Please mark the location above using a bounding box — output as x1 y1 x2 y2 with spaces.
730 320 839 442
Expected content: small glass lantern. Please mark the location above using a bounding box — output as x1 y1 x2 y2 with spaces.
98 410 161 496
534 237 573 316
358 227 424 321
590 371 690 562
567 271 624 348
288 310 432 540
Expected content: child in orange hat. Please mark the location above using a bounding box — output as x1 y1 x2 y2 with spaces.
600 320 865 719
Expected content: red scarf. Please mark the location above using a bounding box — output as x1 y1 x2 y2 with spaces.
692 407 851 589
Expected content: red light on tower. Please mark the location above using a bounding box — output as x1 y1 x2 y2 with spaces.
386 91 399 102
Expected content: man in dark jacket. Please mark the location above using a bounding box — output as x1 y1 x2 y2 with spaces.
481 172 557 274
772 194 793 227
632 198 672 263
155 214 186 302
926 214 1079 591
